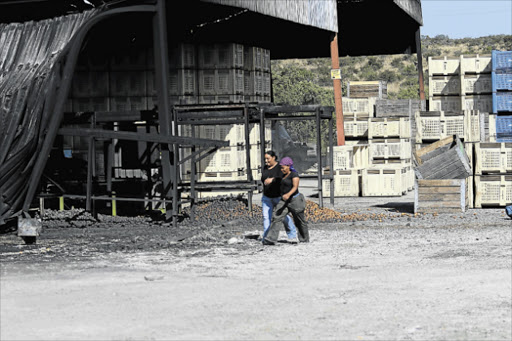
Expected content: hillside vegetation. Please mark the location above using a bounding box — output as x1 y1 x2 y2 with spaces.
270 35 511 143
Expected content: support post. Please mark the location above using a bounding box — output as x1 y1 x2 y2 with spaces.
416 27 426 101
330 33 345 146
244 105 253 211
328 111 334 206
190 125 196 220
153 0 174 222
316 108 323 208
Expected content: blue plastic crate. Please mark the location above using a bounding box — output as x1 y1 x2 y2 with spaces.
493 92 512 113
492 50 512 72
492 72 512 91
496 115 512 142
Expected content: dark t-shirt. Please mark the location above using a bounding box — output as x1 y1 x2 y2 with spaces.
261 165 285 198
280 171 299 198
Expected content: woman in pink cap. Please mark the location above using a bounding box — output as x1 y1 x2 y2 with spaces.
263 156 309 245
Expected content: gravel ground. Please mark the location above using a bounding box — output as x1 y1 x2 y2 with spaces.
1 187 511 340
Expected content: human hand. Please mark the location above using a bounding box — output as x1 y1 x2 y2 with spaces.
282 193 290 201
264 178 273 185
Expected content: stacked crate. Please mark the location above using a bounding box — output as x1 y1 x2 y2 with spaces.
180 122 272 183
322 144 369 197
428 55 493 113
244 46 272 103
492 50 512 115
363 116 413 196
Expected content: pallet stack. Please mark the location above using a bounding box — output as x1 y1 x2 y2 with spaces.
473 50 512 208
428 54 493 113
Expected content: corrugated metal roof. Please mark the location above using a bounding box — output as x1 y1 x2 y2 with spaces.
201 0 338 32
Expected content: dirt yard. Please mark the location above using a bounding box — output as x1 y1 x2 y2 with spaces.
1 191 511 340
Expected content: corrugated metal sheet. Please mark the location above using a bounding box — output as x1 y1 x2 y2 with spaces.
201 0 338 32
394 0 422 25
0 10 98 223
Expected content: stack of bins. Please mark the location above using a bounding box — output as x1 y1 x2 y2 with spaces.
244 46 272 103
322 144 369 197
474 50 512 208
428 55 493 113
363 116 412 196
414 110 478 207
198 43 244 104
180 122 272 185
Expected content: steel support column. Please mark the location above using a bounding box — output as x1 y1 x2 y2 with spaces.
152 0 175 224
416 27 426 101
330 33 345 146
316 107 323 207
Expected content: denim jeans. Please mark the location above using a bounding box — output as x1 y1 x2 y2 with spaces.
261 195 297 239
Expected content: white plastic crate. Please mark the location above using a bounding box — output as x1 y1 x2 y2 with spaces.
110 49 148 70
462 95 493 113
262 48 271 72
197 44 217 69
168 43 196 69
342 97 376 115
216 69 244 95
368 117 411 139
429 75 460 95
415 110 481 142
244 46 263 71
463 74 492 94
369 138 411 160
217 43 244 69
244 70 264 95
332 145 370 170
72 97 109 112
110 97 147 111
429 96 462 112
71 71 109 98
460 54 491 74
198 69 217 95
362 168 404 196
474 142 512 175
344 117 368 138
110 71 147 96
147 69 197 96
322 170 360 197
370 160 413 192
474 175 512 207
428 56 460 76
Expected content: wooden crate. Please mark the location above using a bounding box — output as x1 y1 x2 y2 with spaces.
344 117 368 138
368 117 411 139
361 168 404 196
474 175 512 207
375 99 426 118
333 145 369 170
414 141 473 171
414 179 469 214
322 170 360 197
347 80 387 99
474 143 512 175
369 138 411 160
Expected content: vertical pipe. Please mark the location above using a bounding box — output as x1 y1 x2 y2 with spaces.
152 0 174 222
328 110 334 206
86 116 94 211
330 33 345 146
316 107 323 208
259 107 265 196
244 105 253 211
416 27 426 101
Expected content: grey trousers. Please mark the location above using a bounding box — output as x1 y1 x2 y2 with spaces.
264 193 309 243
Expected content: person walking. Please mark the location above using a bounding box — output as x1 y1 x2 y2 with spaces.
261 151 298 243
263 156 309 245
